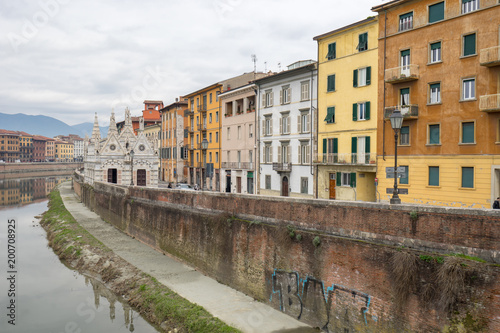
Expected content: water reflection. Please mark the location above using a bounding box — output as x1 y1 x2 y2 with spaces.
0 175 72 207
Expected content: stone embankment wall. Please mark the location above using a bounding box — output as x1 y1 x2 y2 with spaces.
73 175 500 332
0 162 79 179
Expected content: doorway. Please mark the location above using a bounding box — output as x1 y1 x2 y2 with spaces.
107 169 117 184
137 169 146 186
226 175 231 193
236 177 242 193
282 176 289 197
329 173 336 199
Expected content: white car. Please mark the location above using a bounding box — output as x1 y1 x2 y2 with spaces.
175 183 195 191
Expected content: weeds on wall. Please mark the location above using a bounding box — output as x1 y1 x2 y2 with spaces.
391 250 418 307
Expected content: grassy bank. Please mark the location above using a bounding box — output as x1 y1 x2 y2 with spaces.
40 188 240 333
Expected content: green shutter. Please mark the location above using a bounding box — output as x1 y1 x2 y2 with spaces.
401 49 410 57
463 34 476 56
400 12 413 20
327 43 336 60
429 124 440 144
350 173 356 188
401 126 410 135
400 166 409 184
327 75 335 92
365 101 370 120
366 66 371 85
333 138 338 154
322 138 327 154
429 2 444 23
462 122 474 143
325 106 335 123
365 136 370 153
336 172 341 185
353 69 358 87
430 83 440 90
352 104 358 121
429 166 439 186
462 167 474 188
431 42 441 50
351 137 357 153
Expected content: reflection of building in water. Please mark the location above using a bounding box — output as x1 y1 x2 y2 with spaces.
0 180 20 206
0 176 73 207
85 276 136 332
19 179 33 204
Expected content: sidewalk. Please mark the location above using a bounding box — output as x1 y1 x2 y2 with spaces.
59 182 315 333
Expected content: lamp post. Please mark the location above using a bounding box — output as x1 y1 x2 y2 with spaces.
201 138 208 190
130 149 135 186
389 110 404 204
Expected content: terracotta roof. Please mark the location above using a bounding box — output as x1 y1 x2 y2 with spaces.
0 129 21 136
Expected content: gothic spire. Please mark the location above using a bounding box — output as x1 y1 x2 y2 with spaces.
108 109 118 136
91 112 101 142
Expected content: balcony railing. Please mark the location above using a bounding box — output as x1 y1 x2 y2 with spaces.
197 104 207 112
480 46 500 67
188 126 194 133
221 162 254 170
384 105 419 119
314 152 376 165
197 123 207 131
272 162 292 172
479 94 500 112
385 65 419 84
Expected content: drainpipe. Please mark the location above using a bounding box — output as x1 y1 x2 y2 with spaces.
315 41 320 199
255 85 261 195
382 9 388 161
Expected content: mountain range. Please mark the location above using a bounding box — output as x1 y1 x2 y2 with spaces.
0 112 108 138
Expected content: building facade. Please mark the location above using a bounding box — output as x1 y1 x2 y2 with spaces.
255 61 317 198
19 132 33 162
159 98 188 184
220 84 258 194
54 141 74 161
373 0 500 208
313 17 379 202
0 129 20 162
32 135 47 162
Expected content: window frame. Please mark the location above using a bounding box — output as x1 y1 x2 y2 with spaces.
462 32 477 57
429 41 442 64
327 74 336 92
428 1 445 24
399 11 414 31
428 166 440 187
428 123 441 145
462 0 479 14
461 166 474 189
357 32 368 52
399 165 409 185
400 125 410 146
325 106 335 124
460 121 476 144
300 81 310 101
300 177 309 194
326 42 336 60
429 82 441 104
461 77 476 101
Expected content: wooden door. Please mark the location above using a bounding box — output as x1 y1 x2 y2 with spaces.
329 173 336 199
107 169 117 184
282 176 289 197
137 169 146 186
236 177 241 193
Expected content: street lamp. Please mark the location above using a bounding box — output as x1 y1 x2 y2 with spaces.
201 138 208 190
130 149 135 186
390 110 404 204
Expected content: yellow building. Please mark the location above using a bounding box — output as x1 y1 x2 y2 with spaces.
54 141 74 162
313 17 379 201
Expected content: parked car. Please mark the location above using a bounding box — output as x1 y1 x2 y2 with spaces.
175 183 195 191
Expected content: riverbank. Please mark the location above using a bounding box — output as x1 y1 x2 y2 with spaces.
40 187 240 333
0 162 79 179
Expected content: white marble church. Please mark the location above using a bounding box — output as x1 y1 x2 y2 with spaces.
83 108 159 187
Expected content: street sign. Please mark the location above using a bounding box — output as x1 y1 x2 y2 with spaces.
386 172 407 179
386 167 406 173
386 188 408 194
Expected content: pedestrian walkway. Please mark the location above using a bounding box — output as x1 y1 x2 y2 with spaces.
59 182 315 333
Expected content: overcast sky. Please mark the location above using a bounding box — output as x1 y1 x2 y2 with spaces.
0 0 380 126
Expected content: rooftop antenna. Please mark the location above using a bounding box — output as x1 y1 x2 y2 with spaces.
251 54 257 79
278 62 281 71
264 61 267 73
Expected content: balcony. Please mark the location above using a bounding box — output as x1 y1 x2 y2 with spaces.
480 46 500 67
314 152 376 166
197 123 207 131
385 65 419 84
221 162 254 170
479 94 500 112
273 162 292 172
197 104 207 113
384 105 419 119
188 126 195 133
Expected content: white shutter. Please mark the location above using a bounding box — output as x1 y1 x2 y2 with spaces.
306 114 311 133
270 145 273 163
279 89 283 105
278 146 282 163
280 117 283 134
298 145 302 164
287 87 291 103
306 145 310 164
262 120 265 136
270 118 273 134
262 94 266 108
270 92 274 106
287 116 290 134
287 145 291 164
297 115 301 133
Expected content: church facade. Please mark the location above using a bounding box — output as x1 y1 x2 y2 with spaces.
84 108 159 187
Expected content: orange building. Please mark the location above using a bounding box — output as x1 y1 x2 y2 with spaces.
373 0 500 207
159 98 189 183
19 131 33 162
0 129 20 162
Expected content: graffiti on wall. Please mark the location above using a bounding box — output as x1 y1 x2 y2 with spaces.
270 269 376 332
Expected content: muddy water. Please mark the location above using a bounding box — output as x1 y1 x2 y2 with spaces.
0 176 159 333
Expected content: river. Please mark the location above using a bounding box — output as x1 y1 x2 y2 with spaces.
0 176 159 333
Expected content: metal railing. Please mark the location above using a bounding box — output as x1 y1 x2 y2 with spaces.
272 162 292 172
314 152 376 165
221 162 254 170
385 64 419 83
384 105 419 119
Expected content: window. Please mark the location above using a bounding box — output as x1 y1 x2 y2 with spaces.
216 131 219 143
462 78 476 100
429 83 441 104
338 172 356 187
399 12 413 31
264 90 273 107
353 67 371 87
301 81 310 101
327 74 336 92
265 175 271 189
400 88 410 106
429 2 444 23
325 107 335 124
249 124 253 138
280 86 291 104
429 124 440 144
237 126 241 140
298 141 310 164
263 116 273 136
279 144 290 163
209 113 212 123
463 33 476 56
326 42 336 60
462 167 474 188
326 138 338 163
429 166 439 186
216 152 219 163
399 166 409 184
209 152 212 163
216 111 219 122
352 136 370 164
357 32 368 52
430 42 442 63
353 102 371 121
209 93 212 104
216 91 220 102
264 143 272 163
301 177 309 194
400 126 410 145
298 112 310 133
462 0 479 14
461 121 475 143
227 127 230 140
280 113 290 135
209 132 212 143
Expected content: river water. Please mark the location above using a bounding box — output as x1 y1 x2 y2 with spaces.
0 176 159 333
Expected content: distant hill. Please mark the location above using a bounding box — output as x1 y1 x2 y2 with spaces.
0 113 108 138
